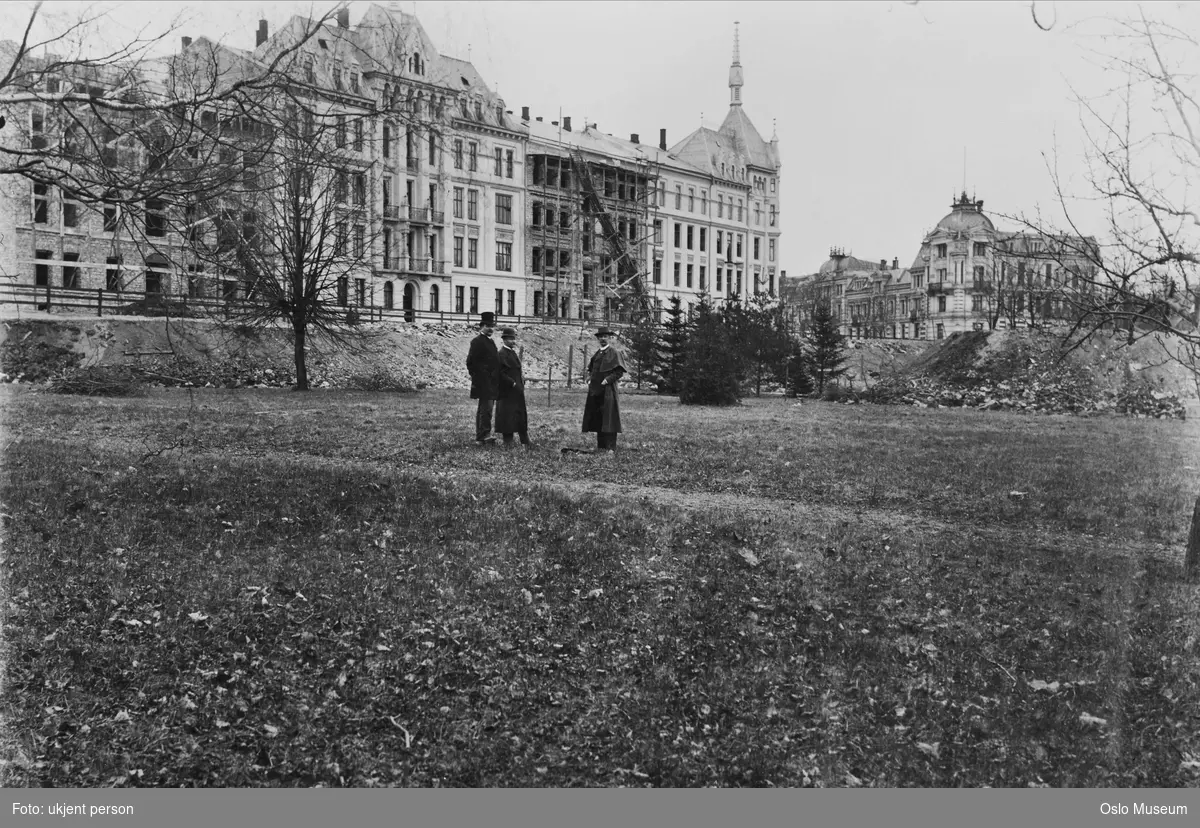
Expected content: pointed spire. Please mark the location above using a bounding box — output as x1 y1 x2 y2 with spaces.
729 21 743 108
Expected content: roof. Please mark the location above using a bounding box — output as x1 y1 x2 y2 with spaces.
928 192 996 238
524 119 710 177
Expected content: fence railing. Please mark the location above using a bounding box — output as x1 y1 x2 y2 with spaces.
0 282 602 329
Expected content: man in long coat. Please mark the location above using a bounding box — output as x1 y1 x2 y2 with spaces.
582 326 627 451
495 327 532 448
466 311 500 445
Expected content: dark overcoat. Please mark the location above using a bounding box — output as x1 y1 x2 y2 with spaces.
466 333 500 400
582 346 627 434
495 345 528 434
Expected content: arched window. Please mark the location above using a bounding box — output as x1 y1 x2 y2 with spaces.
429 284 440 312
383 281 394 309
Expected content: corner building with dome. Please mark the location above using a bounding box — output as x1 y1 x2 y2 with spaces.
783 192 1099 340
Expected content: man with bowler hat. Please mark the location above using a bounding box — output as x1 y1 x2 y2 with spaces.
466 311 500 445
495 327 532 449
582 326 627 451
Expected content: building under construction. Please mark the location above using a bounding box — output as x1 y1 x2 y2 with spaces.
521 112 662 322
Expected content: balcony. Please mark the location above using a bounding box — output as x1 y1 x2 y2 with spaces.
379 255 402 272
407 257 446 276
926 281 952 295
405 158 418 172
382 204 403 221
409 206 429 223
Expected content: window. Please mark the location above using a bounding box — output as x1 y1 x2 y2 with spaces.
716 231 723 255
496 241 512 272
428 133 436 166
469 286 479 313
61 192 79 228
468 142 478 171
33 183 48 223
62 252 80 288
737 200 743 222
673 223 681 248
495 194 512 225
936 243 947 258
145 198 165 237
653 220 662 244
453 187 464 218
505 150 514 179
716 267 723 292
467 190 478 221
717 195 724 219
494 147 503 176
106 257 122 291
653 259 662 285
559 250 571 269
468 238 478 268
353 173 365 206
304 55 315 83
937 296 947 313
454 236 464 267
688 188 695 212
736 270 743 294
351 72 359 94
973 242 987 257
453 139 463 169
673 262 681 287
455 285 465 313
507 290 515 316
336 115 346 148
674 185 682 209
532 248 542 274
495 289 504 313
31 110 46 149
430 284 440 312
736 234 743 258
354 119 364 152
532 202 542 226
353 225 365 259
560 210 569 229
701 191 708 215
34 250 51 286
686 225 693 250
145 266 163 296
686 263 693 288
1044 263 1053 281
770 178 776 193
755 203 761 226
753 238 760 260
355 278 366 306
533 290 543 316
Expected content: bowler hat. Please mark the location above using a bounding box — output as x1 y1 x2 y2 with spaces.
499 327 517 339
479 311 496 327
594 327 616 338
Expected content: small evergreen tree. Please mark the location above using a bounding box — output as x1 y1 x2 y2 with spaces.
678 298 741 406
656 295 690 394
782 339 815 396
808 300 848 395
745 293 793 396
624 312 661 389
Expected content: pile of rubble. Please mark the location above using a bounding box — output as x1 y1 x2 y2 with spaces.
861 333 1188 419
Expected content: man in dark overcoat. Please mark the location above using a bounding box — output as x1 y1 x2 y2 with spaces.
581 326 627 451
466 311 500 445
495 327 532 448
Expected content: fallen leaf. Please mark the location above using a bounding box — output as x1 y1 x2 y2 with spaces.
736 549 760 567
113 710 132 723
1028 680 1060 693
188 611 209 623
917 741 940 759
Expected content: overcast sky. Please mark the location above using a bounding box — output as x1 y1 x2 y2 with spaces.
17 1 1196 274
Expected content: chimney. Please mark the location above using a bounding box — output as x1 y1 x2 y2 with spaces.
181 36 192 49
659 128 667 150
521 106 529 121
892 257 899 269
336 8 350 28
880 259 887 271
256 19 268 46
630 133 640 144
563 116 571 131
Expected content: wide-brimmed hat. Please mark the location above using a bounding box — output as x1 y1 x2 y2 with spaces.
499 327 517 339
594 327 617 338
479 312 496 327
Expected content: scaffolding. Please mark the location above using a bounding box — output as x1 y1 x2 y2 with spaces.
526 134 660 324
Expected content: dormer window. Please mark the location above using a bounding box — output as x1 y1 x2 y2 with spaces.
474 101 483 121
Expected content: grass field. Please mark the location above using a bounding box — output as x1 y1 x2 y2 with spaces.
2 385 1199 787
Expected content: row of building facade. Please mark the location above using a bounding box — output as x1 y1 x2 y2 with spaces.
0 3 783 323
780 192 1100 339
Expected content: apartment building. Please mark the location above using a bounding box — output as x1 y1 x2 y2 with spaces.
784 193 1099 339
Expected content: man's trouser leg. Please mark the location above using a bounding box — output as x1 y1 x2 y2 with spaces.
476 398 494 442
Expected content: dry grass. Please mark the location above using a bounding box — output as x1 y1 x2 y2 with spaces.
1 386 1198 787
